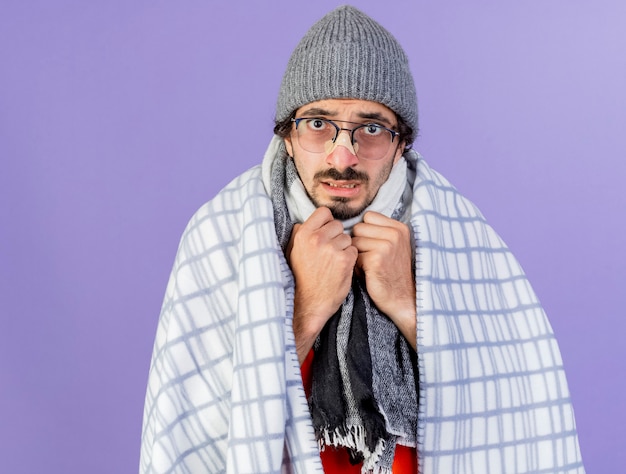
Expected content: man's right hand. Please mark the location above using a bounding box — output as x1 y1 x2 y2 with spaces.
286 207 357 364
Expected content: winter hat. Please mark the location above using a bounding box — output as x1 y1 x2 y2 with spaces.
275 5 418 141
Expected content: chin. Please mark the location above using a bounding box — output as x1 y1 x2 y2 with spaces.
327 198 367 220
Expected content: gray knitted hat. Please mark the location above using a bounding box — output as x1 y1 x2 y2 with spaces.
275 5 418 140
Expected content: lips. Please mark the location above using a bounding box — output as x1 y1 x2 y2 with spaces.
314 169 368 199
321 180 361 197
326 181 357 188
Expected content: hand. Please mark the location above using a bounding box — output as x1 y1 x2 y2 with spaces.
351 211 417 349
286 207 358 363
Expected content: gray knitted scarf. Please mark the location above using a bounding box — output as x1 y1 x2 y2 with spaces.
266 139 418 473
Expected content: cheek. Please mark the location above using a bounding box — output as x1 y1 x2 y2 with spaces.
292 155 314 190
284 137 294 157
371 160 395 191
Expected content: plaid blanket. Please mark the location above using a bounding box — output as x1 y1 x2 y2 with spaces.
140 145 584 473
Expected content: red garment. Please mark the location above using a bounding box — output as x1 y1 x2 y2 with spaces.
300 350 417 473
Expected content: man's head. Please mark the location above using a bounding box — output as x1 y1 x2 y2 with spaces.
273 5 418 219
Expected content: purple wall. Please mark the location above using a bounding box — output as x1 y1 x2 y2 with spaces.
1 1 624 472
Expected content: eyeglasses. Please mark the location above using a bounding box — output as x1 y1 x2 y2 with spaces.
291 117 400 160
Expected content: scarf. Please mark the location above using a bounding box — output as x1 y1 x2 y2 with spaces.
263 136 418 473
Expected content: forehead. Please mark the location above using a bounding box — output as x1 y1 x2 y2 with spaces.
295 98 397 124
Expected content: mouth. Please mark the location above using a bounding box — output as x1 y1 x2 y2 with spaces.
321 180 361 197
326 181 357 188
313 168 368 201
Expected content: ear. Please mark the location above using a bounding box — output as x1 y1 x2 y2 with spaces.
284 135 294 157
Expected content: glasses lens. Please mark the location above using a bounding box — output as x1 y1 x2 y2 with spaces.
353 125 393 160
295 118 335 153
294 119 394 160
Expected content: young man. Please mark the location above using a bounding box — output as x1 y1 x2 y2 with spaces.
140 6 584 473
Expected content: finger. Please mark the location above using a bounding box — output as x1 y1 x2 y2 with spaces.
362 211 409 234
302 206 334 230
333 232 354 251
352 221 396 240
351 235 380 252
362 211 394 226
354 217 409 241
352 222 381 239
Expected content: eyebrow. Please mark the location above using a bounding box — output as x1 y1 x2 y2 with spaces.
356 112 394 127
297 107 395 127
297 107 336 117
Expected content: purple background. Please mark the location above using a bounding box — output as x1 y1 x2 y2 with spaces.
1 1 624 472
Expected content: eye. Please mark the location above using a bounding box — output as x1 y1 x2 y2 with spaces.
306 118 328 131
362 124 383 136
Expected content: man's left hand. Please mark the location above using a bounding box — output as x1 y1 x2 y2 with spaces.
351 211 417 350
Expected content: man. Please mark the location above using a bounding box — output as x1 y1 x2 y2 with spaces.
140 6 584 473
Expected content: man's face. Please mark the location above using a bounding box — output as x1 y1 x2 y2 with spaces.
284 98 405 220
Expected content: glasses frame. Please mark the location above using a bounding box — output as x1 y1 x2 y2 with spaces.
290 117 400 159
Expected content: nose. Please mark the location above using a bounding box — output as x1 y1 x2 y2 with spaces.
325 130 359 169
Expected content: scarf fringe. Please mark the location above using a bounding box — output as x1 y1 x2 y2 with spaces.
368 466 393 474
319 425 387 472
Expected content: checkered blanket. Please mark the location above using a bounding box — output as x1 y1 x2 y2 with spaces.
140 146 584 473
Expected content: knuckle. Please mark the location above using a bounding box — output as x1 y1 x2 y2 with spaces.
381 239 395 253
329 220 344 233
340 247 357 265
